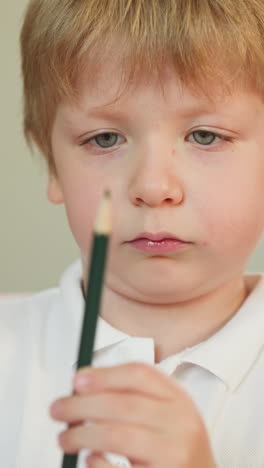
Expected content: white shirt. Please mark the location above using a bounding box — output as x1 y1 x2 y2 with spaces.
1 260 264 468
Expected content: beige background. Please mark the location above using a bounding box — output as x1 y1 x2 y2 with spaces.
1 1 263 292
1 1 78 292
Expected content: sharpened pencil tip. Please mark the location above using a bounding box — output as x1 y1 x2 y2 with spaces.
94 190 111 235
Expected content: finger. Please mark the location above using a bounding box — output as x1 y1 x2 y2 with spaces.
74 362 182 400
51 392 175 433
59 421 169 466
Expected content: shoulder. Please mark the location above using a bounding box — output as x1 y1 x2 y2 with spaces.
0 288 60 325
0 289 61 362
0 261 83 371
0 260 83 342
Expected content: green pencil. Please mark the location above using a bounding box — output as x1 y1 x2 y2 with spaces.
61 190 111 468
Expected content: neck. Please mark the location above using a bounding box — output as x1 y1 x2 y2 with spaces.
100 275 249 363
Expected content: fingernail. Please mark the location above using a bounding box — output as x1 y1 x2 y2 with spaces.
75 374 92 390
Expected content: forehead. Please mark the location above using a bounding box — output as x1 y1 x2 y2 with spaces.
74 60 206 113
57 23 262 114
69 56 263 122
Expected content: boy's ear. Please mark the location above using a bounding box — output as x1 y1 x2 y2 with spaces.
30 135 64 205
47 174 64 205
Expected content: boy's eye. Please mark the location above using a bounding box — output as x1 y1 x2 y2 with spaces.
94 132 118 148
191 131 217 145
81 132 123 149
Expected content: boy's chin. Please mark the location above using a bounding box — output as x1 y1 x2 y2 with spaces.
108 276 200 305
131 285 195 304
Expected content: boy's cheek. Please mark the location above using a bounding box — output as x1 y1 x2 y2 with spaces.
65 189 121 258
65 199 97 248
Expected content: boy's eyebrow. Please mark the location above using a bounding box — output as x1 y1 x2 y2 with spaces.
60 108 125 127
86 106 129 121
84 103 218 121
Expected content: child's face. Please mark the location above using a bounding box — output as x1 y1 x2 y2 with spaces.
49 59 264 304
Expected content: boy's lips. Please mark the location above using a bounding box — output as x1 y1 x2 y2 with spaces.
131 231 187 242
126 232 191 254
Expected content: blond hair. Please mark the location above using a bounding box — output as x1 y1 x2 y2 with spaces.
20 0 264 173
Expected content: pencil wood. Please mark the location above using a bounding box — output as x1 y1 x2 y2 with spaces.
95 189 111 235
77 231 109 368
61 191 111 468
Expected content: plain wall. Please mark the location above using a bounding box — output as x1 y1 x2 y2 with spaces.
1 1 263 292
0 1 78 292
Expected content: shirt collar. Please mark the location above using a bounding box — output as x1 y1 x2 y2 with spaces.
59 261 264 391
58 261 132 364
179 274 264 391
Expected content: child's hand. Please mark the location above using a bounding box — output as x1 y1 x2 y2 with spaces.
50 363 217 467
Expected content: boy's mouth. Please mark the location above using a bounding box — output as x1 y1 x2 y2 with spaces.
132 231 187 242
127 232 191 254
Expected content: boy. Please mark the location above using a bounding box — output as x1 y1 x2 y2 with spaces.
2 0 264 466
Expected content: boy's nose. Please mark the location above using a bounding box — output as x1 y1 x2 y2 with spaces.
128 155 184 208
